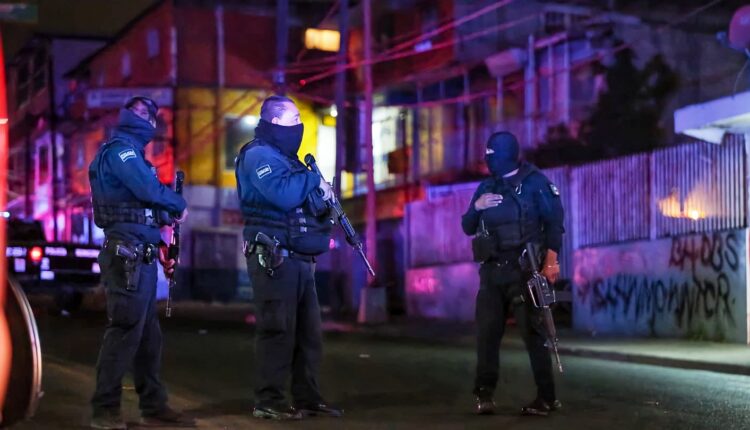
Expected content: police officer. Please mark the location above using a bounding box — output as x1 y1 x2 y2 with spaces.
88 97 194 429
235 95 343 420
461 131 564 417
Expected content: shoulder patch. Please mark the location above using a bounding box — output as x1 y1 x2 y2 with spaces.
256 164 272 179
549 183 560 196
118 149 137 162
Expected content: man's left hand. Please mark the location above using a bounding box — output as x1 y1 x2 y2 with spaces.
159 244 176 279
541 262 560 284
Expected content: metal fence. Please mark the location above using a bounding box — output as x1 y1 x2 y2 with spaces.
652 134 746 238
406 134 747 274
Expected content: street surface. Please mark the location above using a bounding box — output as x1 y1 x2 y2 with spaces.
13 306 750 430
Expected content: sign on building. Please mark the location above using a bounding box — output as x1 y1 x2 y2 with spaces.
86 87 173 109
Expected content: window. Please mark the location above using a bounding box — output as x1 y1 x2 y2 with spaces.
74 139 85 169
121 51 131 79
17 61 30 106
225 116 257 170
32 49 46 92
147 28 160 58
38 145 50 185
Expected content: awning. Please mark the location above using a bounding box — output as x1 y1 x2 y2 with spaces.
674 90 750 143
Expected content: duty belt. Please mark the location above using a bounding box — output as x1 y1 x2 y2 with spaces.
244 241 316 263
482 250 523 268
104 239 158 265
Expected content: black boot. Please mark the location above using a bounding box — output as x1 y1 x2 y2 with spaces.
90 409 127 430
140 406 196 427
520 397 562 417
252 405 303 420
474 387 496 415
296 402 344 418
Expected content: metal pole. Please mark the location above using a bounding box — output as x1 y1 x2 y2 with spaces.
275 0 289 94
213 5 225 227
335 0 348 196
48 52 59 240
412 85 422 183
363 0 376 283
24 129 31 218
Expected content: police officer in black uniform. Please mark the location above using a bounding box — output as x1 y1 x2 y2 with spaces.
88 97 194 429
461 131 564 417
235 95 343 420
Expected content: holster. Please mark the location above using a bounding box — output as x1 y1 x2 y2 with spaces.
112 242 157 291
115 244 143 291
249 233 285 277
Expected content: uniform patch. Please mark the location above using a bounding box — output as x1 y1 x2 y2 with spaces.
549 183 560 196
256 164 272 179
118 149 137 162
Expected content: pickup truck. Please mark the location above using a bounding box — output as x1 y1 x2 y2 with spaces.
6 218 101 311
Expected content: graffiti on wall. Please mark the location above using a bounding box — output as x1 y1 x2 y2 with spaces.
574 230 747 343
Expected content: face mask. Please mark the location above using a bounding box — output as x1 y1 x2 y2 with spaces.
485 132 520 177
485 154 519 177
256 119 304 157
117 108 157 144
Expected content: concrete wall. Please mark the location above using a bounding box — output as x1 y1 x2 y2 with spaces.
573 229 749 343
406 262 479 321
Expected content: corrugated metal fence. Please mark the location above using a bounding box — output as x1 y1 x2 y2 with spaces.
406 135 747 276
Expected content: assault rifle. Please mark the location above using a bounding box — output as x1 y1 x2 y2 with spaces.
304 154 376 278
166 170 185 317
523 242 563 373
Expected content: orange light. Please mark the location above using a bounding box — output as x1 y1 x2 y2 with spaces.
29 246 42 263
304 28 340 52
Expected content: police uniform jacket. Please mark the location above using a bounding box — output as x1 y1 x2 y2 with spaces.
89 109 186 245
236 138 329 255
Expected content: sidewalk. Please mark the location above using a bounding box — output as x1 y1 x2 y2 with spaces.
329 319 750 375
161 301 750 377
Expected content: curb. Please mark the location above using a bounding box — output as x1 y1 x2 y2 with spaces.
556 346 750 376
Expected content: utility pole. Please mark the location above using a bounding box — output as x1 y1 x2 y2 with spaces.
334 0 348 196
275 0 289 94
48 53 59 240
213 5 225 227
357 0 387 324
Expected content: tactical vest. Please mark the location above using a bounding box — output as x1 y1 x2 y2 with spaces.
479 167 541 252
89 140 163 228
235 140 333 255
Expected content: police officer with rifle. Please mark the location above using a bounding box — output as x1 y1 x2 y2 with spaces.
461 131 565 417
88 96 194 429
235 95 343 421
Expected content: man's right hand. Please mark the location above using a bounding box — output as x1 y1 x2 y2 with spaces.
474 193 503 211
319 178 334 201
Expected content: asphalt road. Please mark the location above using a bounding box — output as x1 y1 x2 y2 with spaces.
13 308 750 430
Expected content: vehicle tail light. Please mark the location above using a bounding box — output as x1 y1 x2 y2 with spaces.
29 246 43 264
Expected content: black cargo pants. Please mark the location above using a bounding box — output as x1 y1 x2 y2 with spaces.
91 240 167 415
247 252 324 408
473 261 556 402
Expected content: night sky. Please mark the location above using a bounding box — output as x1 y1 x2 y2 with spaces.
1 0 157 56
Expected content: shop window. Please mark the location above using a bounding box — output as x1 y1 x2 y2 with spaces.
225 116 257 170
147 28 160 58
121 51 131 79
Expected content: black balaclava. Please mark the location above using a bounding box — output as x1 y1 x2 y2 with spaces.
255 118 304 158
485 131 520 177
114 107 156 146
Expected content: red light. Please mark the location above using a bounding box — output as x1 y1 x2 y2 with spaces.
29 246 43 263
299 79 307 86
